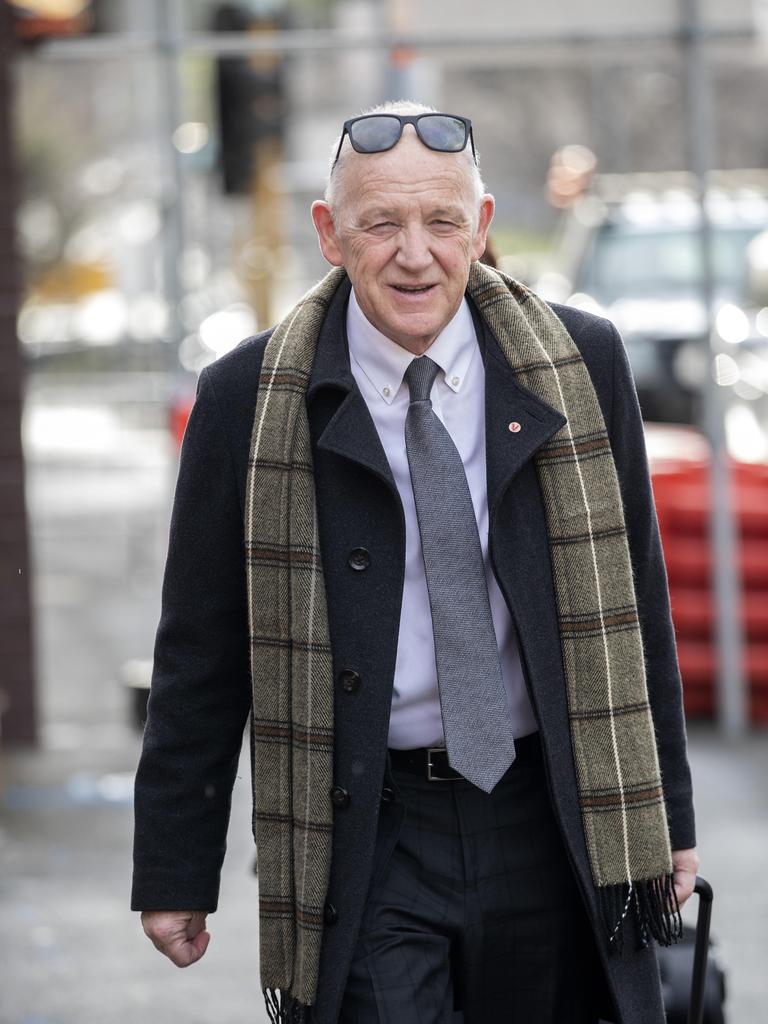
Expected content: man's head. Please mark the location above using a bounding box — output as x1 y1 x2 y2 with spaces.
311 101 494 355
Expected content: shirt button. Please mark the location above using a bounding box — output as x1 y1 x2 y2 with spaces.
324 902 338 926
451 375 460 386
381 786 395 803
339 669 361 694
383 385 391 397
330 786 351 809
348 547 370 571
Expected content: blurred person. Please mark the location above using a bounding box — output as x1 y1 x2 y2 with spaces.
132 101 698 1024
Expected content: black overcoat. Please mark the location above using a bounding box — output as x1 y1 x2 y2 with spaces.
132 278 696 1024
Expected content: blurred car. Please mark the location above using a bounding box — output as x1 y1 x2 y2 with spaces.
537 170 768 424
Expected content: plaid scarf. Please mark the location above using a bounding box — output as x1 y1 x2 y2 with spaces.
245 262 681 1021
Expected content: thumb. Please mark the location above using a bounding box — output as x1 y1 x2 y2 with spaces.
180 911 210 965
186 914 211 962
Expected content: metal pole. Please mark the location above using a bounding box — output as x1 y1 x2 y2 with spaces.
0 4 38 746
156 0 186 360
680 0 748 736
33 24 755 61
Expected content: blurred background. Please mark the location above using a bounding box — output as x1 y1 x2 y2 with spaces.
0 1 767 1022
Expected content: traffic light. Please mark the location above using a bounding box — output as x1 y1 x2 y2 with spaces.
213 3 286 196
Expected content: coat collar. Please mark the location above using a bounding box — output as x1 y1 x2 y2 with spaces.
307 272 567 510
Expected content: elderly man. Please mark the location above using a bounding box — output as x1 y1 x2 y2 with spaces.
133 102 698 1024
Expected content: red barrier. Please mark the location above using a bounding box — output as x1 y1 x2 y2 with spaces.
648 425 768 723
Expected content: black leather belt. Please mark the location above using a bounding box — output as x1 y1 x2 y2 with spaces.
388 746 463 782
388 733 540 783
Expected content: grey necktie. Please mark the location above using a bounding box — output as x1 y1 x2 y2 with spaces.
404 356 517 793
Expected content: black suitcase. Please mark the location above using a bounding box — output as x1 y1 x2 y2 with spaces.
658 876 727 1024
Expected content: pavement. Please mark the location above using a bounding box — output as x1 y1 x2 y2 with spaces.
1 372 766 1024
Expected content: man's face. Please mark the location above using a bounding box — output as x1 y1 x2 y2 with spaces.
312 132 494 354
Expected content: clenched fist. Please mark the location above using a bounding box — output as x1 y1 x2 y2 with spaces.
671 848 700 909
141 910 211 967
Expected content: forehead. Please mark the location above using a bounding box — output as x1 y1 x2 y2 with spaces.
339 133 477 213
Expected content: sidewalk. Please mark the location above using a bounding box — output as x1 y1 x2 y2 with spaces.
680 723 768 1020
0 733 266 1024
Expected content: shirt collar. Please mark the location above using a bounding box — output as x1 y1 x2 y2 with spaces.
346 289 477 406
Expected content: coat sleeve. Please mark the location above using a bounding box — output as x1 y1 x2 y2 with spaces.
131 366 252 912
607 322 696 853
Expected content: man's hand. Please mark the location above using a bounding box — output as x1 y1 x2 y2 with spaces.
671 847 699 909
141 910 211 967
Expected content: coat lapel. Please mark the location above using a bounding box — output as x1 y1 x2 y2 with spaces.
469 303 567 522
307 276 396 492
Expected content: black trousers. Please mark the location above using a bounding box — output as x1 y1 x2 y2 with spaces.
339 733 605 1024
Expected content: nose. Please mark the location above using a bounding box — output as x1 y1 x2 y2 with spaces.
394 224 433 273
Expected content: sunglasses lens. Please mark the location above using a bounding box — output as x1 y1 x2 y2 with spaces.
418 115 468 152
348 115 402 153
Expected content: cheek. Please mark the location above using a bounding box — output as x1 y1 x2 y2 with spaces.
436 236 473 266
345 240 389 279
441 245 474 287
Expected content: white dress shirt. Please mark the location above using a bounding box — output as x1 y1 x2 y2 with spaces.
346 289 539 749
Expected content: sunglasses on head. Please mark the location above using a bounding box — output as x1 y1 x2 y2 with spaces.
332 113 476 169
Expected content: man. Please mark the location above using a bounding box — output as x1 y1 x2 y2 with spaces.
133 101 698 1024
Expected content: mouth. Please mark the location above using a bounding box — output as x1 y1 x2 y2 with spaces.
389 284 436 295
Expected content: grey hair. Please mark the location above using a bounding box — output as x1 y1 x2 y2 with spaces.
324 99 486 213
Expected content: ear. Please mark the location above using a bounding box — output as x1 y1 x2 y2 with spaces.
471 194 495 261
311 201 344 267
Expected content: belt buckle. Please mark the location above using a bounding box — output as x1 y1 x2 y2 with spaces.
427 747 455 782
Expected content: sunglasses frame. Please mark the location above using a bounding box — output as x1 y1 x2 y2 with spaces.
332 113 477 168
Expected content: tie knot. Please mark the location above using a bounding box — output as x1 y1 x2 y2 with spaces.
404 356 441 404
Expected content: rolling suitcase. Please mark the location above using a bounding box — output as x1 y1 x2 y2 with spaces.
658 876 726 1024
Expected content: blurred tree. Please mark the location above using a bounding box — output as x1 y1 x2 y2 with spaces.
0 0 37 746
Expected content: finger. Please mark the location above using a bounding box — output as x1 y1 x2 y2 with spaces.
143 915 210 968
189 928 211 961
673 873 695 908
184 911 208 940
154 930 208 967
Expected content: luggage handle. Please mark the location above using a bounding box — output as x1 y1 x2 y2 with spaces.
688 876 714 1024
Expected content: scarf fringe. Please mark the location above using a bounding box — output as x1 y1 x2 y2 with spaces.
263 989 309 1024
601 873 683 955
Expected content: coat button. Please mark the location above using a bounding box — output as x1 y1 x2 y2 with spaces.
339 669 361 694
348 547 370 571
381 786 395 803
330 785 350 809
324 902 338 926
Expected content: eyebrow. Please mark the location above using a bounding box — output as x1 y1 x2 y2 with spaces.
360 205 468 222
360 208 399 221
430 207 468 219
